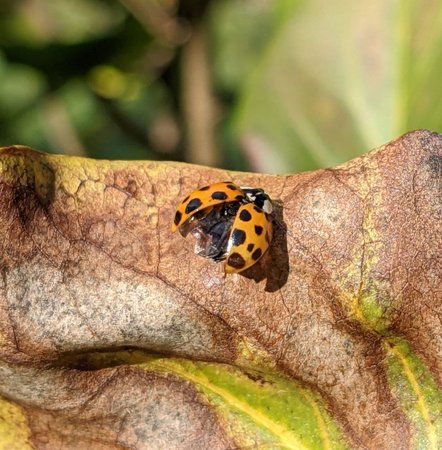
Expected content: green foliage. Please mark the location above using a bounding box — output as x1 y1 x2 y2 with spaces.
0 0 441 172
144 357 348 449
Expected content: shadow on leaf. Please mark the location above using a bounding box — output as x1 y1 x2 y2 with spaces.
241 200 289 292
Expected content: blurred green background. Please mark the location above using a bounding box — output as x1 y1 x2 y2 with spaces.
0 0 441 173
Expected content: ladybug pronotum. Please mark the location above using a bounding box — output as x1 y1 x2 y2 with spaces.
172 181 273 273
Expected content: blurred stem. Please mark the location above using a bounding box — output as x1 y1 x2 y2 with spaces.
120 0 218 165
181 22 219 167
119 0 185 46
42 95 86 156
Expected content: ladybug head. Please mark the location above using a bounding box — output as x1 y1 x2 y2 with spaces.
241 187 273 214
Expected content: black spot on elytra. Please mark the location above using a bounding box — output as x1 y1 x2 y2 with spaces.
235 194 244 201
226 184 237 190
227 252 246 269
253 205 263 213
185 198 202 214
247 243 255 252
174 211 182 225
231 229 246 246
211 191 228 200
254 225 263 235
252 248 262 261
238 199 288 294
199 186 210 191
239 209 252 222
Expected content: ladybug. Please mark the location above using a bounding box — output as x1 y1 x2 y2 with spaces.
172 181 273 273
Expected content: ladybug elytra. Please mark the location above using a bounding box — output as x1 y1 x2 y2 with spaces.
172 182 273 273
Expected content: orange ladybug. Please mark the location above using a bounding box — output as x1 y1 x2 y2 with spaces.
172 181 273 273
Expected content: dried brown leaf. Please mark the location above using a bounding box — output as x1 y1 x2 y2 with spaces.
0 130 441 449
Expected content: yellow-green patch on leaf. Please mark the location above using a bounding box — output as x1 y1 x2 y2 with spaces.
384 338 442 450
0 396 32 450
142 358 348 450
